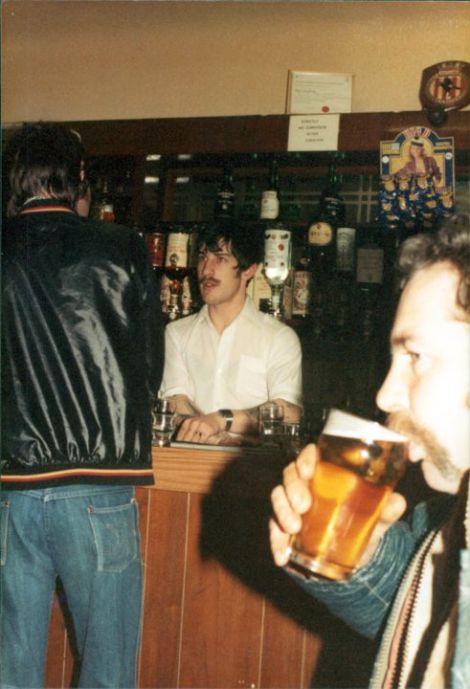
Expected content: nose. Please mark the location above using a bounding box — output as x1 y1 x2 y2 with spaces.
376 362 409 415
198 255 213 277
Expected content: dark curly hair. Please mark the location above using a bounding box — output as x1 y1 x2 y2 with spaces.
5 121 86 218
197 220 264 272
397 215 470 320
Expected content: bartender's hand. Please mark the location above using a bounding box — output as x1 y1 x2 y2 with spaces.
269 443 407 569
176 411 225 443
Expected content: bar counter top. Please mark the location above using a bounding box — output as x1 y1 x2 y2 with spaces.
151 441 289 495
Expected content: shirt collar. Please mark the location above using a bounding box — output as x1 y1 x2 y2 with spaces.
197 295 257 330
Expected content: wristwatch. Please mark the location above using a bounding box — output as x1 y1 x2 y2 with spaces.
218 409 234 432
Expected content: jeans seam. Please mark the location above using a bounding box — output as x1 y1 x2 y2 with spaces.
0 500 10 567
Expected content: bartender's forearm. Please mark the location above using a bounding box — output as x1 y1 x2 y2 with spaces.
230 399 301 434
174 399 302 444
166 394 202 416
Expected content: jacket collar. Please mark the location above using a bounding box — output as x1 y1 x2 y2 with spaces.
20 198 76 215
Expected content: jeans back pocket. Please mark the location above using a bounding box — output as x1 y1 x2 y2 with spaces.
88 497 139 572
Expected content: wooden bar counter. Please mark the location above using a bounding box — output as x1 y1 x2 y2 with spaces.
45 444 376 688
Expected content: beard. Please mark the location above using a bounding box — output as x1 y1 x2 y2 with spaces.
385 410 462 486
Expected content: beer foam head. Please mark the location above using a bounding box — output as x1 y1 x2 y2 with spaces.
323 409 407 443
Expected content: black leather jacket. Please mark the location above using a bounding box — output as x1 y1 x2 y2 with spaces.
1 199 164 489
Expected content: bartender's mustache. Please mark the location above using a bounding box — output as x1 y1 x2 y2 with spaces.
199 277 220 287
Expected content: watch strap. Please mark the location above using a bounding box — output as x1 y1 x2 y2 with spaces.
218 408 234 432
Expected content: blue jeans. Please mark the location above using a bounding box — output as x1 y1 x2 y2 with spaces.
0 485 143 689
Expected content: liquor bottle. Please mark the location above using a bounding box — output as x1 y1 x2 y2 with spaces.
99 179 115 223
263 222 292 319
240 177 259 223
164 224 191 320
355 224 384 289
144 224 167 277
248 263 272 310
308 157 346 276
214 167 235 220
282 175 302 225
336 226 356 276
282 267 294 320
355 224 385 340
292 241 313 319
260 158 280 222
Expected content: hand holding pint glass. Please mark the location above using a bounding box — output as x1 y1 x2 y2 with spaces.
284 409 408 581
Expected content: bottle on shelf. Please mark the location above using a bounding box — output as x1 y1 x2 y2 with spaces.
263 222 292 320
98 179 116 223
144 224 167 277
240 177 260 223
355 224 385 340
292 240 313 320
260 158 280 222
307 155 346 277
335 226 356 277
260 157 292 319
355 224 385 289
282 267 294 320
214 166 235 221
164 224 191 321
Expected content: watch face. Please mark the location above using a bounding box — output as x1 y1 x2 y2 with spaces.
420 61 470 111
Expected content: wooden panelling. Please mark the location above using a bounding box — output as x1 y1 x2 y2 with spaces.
137 489 189 688
179 495 265 688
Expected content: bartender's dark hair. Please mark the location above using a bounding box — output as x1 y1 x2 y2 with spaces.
5 121 86 217
397 214 470 320
198 220 264 272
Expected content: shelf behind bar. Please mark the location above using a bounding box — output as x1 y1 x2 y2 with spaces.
57 111 470 157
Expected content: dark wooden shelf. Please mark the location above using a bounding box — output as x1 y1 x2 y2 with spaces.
56 110 470 159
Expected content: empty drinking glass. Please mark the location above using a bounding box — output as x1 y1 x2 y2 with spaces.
259 402 285 442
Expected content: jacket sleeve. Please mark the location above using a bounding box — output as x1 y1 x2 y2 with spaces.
285 496 454 640
289 519 416 640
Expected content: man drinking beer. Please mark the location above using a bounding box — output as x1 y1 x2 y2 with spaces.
270 214 470 689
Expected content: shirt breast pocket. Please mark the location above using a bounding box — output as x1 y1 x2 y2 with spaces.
235 355 268 403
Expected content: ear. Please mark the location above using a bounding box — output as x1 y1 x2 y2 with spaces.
242 263 257 283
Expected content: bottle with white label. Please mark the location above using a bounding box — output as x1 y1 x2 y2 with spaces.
260 158 280 221
263 223 292 319
164 225 191 320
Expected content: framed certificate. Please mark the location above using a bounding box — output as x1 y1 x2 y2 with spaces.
286 70 353 114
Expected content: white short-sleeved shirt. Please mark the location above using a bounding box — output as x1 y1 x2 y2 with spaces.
160 297 302 413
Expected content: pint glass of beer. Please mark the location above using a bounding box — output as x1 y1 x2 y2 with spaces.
288 408 408 581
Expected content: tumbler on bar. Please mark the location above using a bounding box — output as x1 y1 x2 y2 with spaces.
288 408 408 581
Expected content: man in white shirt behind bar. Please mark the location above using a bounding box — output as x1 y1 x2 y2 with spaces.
160 221 302 445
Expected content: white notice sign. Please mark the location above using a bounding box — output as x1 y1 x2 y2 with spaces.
288 115 340 152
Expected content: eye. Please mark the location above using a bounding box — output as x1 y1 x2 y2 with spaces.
407 348 430 373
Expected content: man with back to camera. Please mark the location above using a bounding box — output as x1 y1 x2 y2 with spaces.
0 122 164 688
270 214 470 688
159 221 303 445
